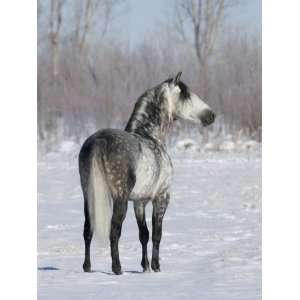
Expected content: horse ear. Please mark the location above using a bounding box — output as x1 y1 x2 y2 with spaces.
173 71 182 86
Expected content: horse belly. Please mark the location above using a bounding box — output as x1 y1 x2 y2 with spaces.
130 158 157 200
130 151 172 201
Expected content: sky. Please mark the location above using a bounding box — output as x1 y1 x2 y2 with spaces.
126 0 261 45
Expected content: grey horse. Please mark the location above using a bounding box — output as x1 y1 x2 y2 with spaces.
79 72 215 275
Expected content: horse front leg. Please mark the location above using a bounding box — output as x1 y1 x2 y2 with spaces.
134 201 150 272
110 199 128 275
151 192 170 272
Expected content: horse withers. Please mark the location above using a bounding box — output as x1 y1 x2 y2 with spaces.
79 72 215 275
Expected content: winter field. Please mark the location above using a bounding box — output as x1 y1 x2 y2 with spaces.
38 141 261 300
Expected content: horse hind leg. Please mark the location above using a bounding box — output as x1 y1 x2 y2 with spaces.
108 165 135 275
110 198 128 275
83 194 93 272
151 192 170 272
134 201 150 272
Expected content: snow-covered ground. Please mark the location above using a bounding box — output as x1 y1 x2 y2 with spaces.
38 145 261 300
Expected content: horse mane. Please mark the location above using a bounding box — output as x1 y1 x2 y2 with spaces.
125 83 172 142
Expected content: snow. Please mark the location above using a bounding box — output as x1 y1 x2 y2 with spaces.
58 140 79 153
218 141 236 151
175 138 261 154
38 146 261 300
175 139 200 152
241 140 259 151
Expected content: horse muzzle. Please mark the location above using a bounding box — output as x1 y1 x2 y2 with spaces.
200 109 216 126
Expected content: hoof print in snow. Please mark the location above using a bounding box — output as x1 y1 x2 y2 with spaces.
243 203 256 211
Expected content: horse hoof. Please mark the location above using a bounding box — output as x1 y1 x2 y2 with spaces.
112 265 123 275
113 269 123 275
83 263 91 272
151 261 160 272
143 267 150 273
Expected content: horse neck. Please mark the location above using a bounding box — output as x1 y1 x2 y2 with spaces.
125 90 172 144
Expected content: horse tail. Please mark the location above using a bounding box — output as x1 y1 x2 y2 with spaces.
88 143 113 242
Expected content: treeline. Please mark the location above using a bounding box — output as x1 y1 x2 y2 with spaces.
38 0 261 147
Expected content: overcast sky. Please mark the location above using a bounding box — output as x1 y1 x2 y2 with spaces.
125 0 261 44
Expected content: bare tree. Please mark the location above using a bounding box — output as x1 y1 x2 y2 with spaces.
49 0 64 81
76 0 96 54
173 0 238 91
74 0 124 55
